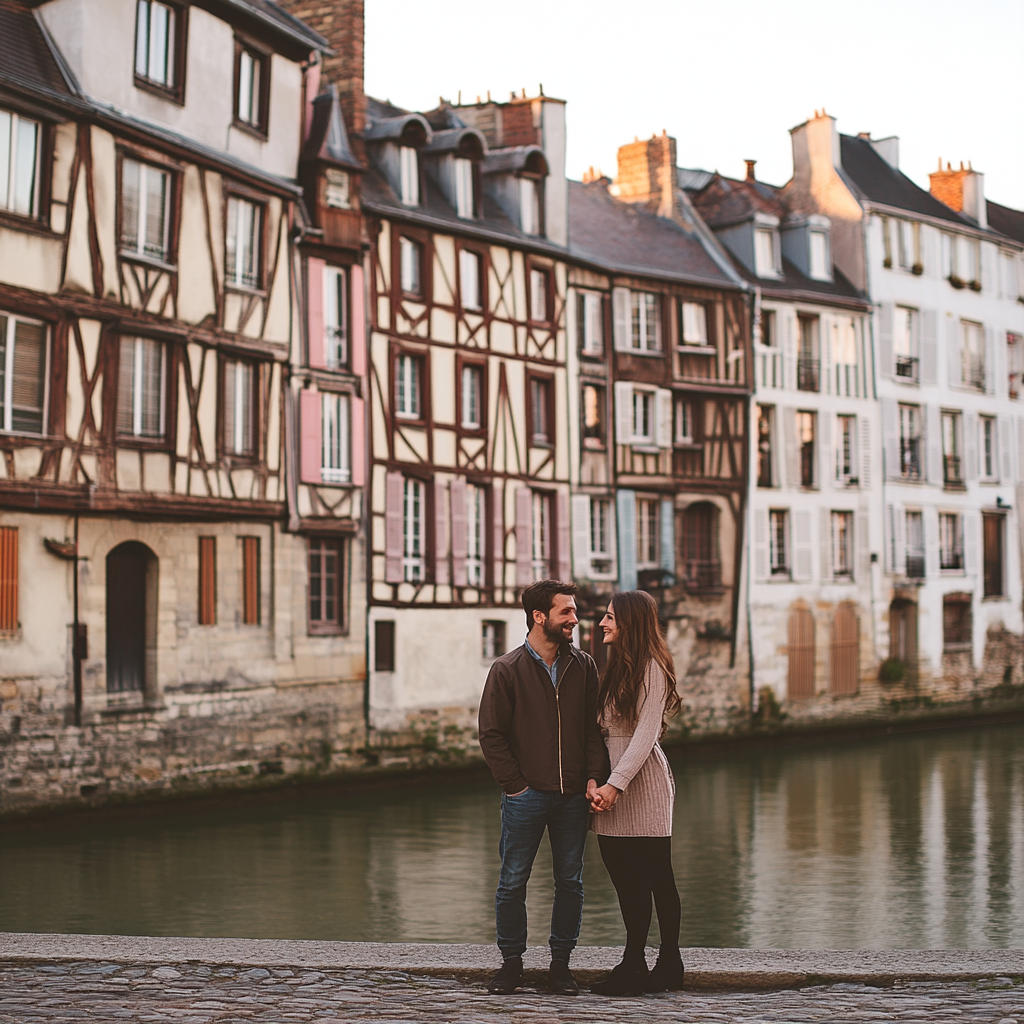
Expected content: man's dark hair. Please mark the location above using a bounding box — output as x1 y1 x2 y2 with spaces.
521 579 578 628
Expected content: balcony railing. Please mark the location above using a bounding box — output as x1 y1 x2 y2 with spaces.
940 550 964 571
895 355 919 381
900 438 921 479
906 554 926 579
944 454 962 485
797 357 819 392
681 559 723 592
963 356 986 391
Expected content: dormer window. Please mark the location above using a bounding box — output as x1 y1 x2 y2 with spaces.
235 43 269 134
134 0 183 97
808 230 829 279
454 158 475 218
399 146 419 206
520 177 541 235
754 227 780 278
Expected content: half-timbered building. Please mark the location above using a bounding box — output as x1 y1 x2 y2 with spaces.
0 0 368 811
566 135 754 733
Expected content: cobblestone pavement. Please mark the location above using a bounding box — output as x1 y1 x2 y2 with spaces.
1 961 1023 1024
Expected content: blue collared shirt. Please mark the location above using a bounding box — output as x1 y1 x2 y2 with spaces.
525 636 560 687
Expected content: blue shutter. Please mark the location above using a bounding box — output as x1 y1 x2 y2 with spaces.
616 489 637 591
660 497 675 583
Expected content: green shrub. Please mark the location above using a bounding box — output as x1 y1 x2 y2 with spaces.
879 657 906 684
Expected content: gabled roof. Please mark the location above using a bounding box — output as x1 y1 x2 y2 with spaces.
213 0 327 53
302 85 360 169
987 200 1024 247
568 180 738 288
0 0 76 101
689 173 786 228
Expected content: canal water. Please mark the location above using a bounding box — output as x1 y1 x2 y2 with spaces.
2 722 1022 949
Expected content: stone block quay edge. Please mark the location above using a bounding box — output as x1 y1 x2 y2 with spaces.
2 933 1021 991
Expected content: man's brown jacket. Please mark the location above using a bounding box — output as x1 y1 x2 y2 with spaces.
478 641 610 795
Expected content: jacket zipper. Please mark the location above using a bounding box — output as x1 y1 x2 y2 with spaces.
554 657 568 794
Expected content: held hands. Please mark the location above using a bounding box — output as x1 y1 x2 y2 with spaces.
587 778 620 812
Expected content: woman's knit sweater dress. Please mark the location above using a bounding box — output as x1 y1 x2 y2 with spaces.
589 661 675 838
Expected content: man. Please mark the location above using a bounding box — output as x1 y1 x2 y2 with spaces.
478 579 610 996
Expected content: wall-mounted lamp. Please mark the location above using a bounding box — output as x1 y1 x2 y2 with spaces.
997 496 1012 510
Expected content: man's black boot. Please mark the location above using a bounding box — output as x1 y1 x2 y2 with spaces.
547 956 579 996
487 956 523 995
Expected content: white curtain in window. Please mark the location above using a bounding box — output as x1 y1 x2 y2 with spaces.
0 111 40 216
399 147 419 206
226 197 261 288
454 157 474 218
459 249 480 310
321 392 351 483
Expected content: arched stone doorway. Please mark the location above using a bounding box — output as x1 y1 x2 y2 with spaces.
106 541 158 697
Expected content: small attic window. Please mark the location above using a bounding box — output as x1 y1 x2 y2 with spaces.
399 146 419 206
755 228 780 278
809 230 830 280
454 158 474 219
520 178 541 235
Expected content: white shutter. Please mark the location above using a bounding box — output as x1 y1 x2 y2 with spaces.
783 408 799 489
948 317 962 387
434 479 450 584
818 411 831 490
614 381 634 444
792 509 814 580
515 487 532 587
880 398 900 480
985 327 996 395
964 412 979 481
999 414 1013 481
895 506 907 575
924 506 940 578
860 416 872 488
964 510 979 575
886 504 898 573
994 326 1009 399
612 287 630 351
571 494 592 578
753 507 769 581
926 404 943 484
556 490 572 582
821 314 833 394
819 507 832 581
656 389 673 448
1018 416 1024 482
783 310 796 390
616 489 637 591
385 471 404 583
920 309 938 385
878 302 894 378
856 511 870 582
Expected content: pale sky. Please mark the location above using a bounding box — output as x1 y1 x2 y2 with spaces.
365 0 1024 210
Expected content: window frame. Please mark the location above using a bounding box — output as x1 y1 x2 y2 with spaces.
674 394 695 446
590 496 613 570
395 232 428 300
581 381 606 450
320 390 352 485
133 0 188 104
942 592 972 650
632 387 656 446
465 481 487 587
754 226 781 278
232 36 271 138
898 403 922 480
796 409 816 488
398 145 421 207
831 510 854 579
481 619 506 660
629 290 661 352
223 189 267 293
0 311 50 436
982 512 1005 599
756 404 774 487
769 508 789 577
117 150 178 268
679 300 709 347
836 414 857 485
322 263 349 369
457 245 485 312
307 536 347 635
453 156 477 219
635 496 660 570
980 415 997 480
402 476 427 582
0 107 48 225
519 174 544 237
576 289 604 357
115 335 172 447
527 262 554 324
939 512 964 571
529 489 552 580
457 356 486 434
219 355 258 460
527 372 555 447
941 411 962 486
393 347 427 424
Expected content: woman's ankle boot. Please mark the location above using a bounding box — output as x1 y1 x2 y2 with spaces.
645 947 684 992
590 958 649 996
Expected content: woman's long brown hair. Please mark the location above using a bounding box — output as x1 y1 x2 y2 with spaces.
598 590 681 726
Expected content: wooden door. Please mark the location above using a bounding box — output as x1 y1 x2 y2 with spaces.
787 605 815 699
889 598 918 678
830 603 859 696
106 542 148 693
983 513 1003 598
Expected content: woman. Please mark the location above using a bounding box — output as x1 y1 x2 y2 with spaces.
588 590 684 996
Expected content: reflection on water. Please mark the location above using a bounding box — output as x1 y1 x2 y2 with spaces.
1 722 1022 948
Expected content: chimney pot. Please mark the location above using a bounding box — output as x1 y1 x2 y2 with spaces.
745 159 756 181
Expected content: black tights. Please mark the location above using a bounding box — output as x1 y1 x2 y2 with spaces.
598 835 681 963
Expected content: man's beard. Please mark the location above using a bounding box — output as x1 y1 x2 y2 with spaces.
542 616 572 645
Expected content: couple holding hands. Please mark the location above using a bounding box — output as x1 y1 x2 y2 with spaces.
478 579 684 998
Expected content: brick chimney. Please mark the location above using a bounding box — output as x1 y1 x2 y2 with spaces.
278 0 366 156
930 160 987 227
614 131 678 220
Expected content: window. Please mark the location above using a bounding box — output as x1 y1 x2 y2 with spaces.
636 497 659 569
529 376 552 444
374 620 395 670
320 265 348 368
482 620 506 659
117 337 165 439
582 383 605 448
832 511 853 578
402 478 425 582
899 404 922 479
121 159 171 262
949 235 980 286
222 358 254 456
633 389 654 444
324 168 350 209
896 219 918 271
675 396 694 445
889 307 918 382
837 415 857 484
630 292 660 351
466 484 486 586
530 490 551 580
399 237 422 296
459 249 482 310
905 511 925 579
399 146 419 206
235 45 267 131
769 509 789 576
198 536 216 625
757 405 774 487
980 416 996 479
809 230 829 279
983 513 1004 597
943 593 972 649
681 502 720 590
590 498 612 573
461 364 483 430
0 313 47 434
241 535 259 625
454 157 475 218
797 411 815 487
942 412 961 485
833 317 859 396
961 320 985 390
529 267 550 322
520 177 541 235
758 309 781 388
1008 332 1024 399
577 291 603 354
754 227 779 277
680 302 708 345
225 196 261 289
0 526 16 632
797 315 819 391
309 538 344 631
134 0 178 89
321 392 351 484
940 513 963 570
0 109 40 217
395 353 422 420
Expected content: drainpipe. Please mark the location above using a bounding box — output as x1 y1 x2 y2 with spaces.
72 514 82 727
746 285 761 717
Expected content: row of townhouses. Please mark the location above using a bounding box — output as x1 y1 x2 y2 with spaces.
2 0 1023 811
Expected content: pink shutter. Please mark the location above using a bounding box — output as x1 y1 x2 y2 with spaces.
308 257 326 368
350 262 366 377
434 479 450 584
451 476 468 586
556 489 571 582
492 488 505 591
515 487 532 588
350 396 365 486
300 390 321 484
385 471 403 583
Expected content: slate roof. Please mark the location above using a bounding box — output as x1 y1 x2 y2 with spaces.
0 0 76 102
198 0 327 54
986 200 1024 247
568 180 737 288
689 173 786 229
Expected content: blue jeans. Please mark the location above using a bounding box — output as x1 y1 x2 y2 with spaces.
495 788 589 959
